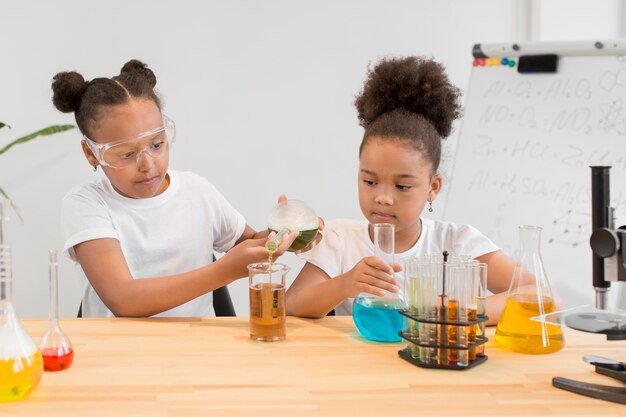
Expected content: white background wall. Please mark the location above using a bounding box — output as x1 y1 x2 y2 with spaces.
0 0 623 318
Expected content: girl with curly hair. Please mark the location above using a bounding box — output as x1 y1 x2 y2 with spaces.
287 56 515 326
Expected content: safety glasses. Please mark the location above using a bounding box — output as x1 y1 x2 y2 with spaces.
83 115 176 169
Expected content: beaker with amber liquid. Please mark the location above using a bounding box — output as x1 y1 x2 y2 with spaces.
495 225 564 354
0 200 43 401
248 262 289 342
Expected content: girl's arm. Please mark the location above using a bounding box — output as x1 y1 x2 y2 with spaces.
236 224 267 243
74 233 287 317
286 258 401 318
286 263 346 318
475 250 516 325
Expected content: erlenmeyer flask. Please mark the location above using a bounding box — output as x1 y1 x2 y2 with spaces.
0 200 43 401
353 223 405 342
39 250 74 371
495 225 564 354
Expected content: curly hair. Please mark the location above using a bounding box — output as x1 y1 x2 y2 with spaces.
51 59 161 137
354 56 462 172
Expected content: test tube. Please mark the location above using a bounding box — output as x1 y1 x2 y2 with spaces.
436 260 450 366
404 259 420 359
419 256 441 364
474 263 488 357
405 259 418 315
456 263 469 367
467 262 480 361
447 265 460 363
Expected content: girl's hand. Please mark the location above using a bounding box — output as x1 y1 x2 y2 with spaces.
339 256 402 299
276 194 325 254
219 231 296 280
293 216 325 254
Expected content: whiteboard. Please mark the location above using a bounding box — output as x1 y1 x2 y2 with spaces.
445 52 626 308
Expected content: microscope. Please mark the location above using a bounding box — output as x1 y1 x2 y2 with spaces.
564 166 626 340
552 166 626 406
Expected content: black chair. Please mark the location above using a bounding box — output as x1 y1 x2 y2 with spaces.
212 284 236 316
211 254 236 316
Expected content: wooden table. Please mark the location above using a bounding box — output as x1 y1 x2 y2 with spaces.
4 317 625 416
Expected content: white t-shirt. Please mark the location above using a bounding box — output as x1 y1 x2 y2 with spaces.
62 170 246 318
298 218 499 315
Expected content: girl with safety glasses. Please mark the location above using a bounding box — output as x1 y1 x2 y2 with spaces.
52 60 317 317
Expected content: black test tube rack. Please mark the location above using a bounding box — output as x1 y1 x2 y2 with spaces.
397 309 489 370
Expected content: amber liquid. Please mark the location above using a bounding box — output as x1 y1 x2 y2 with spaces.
436 294 448 365
476 296 486 356
250 283 286 341
448 299 459 363
495 294 564 354
467 306 477 361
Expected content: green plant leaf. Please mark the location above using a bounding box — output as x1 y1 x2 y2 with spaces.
0 122 10 129
0 124 75 155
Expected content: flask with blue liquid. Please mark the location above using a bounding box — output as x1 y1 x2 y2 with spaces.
352 223 405 342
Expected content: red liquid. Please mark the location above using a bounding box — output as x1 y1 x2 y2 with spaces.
41 347 74 371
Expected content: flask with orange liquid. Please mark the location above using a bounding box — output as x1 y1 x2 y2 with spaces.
495 225 564 354
0 200 43 401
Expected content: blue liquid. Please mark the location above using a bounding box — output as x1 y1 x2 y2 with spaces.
353 295 404 342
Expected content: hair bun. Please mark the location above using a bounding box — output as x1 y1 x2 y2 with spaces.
120 59 157 88
355 56 462 138
51 71 88 113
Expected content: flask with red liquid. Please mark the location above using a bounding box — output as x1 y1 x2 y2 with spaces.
39 250 74 371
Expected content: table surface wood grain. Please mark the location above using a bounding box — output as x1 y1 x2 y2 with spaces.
3 317 625 417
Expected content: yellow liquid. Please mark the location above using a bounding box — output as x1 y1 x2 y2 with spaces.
407 277 419 358
0 352 44 401
495 294 564 354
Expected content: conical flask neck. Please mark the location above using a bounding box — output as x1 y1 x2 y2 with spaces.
519 226 542 253
509 225 553 299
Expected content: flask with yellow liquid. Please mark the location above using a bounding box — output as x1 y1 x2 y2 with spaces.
0 200 43 401
495 225 564 354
